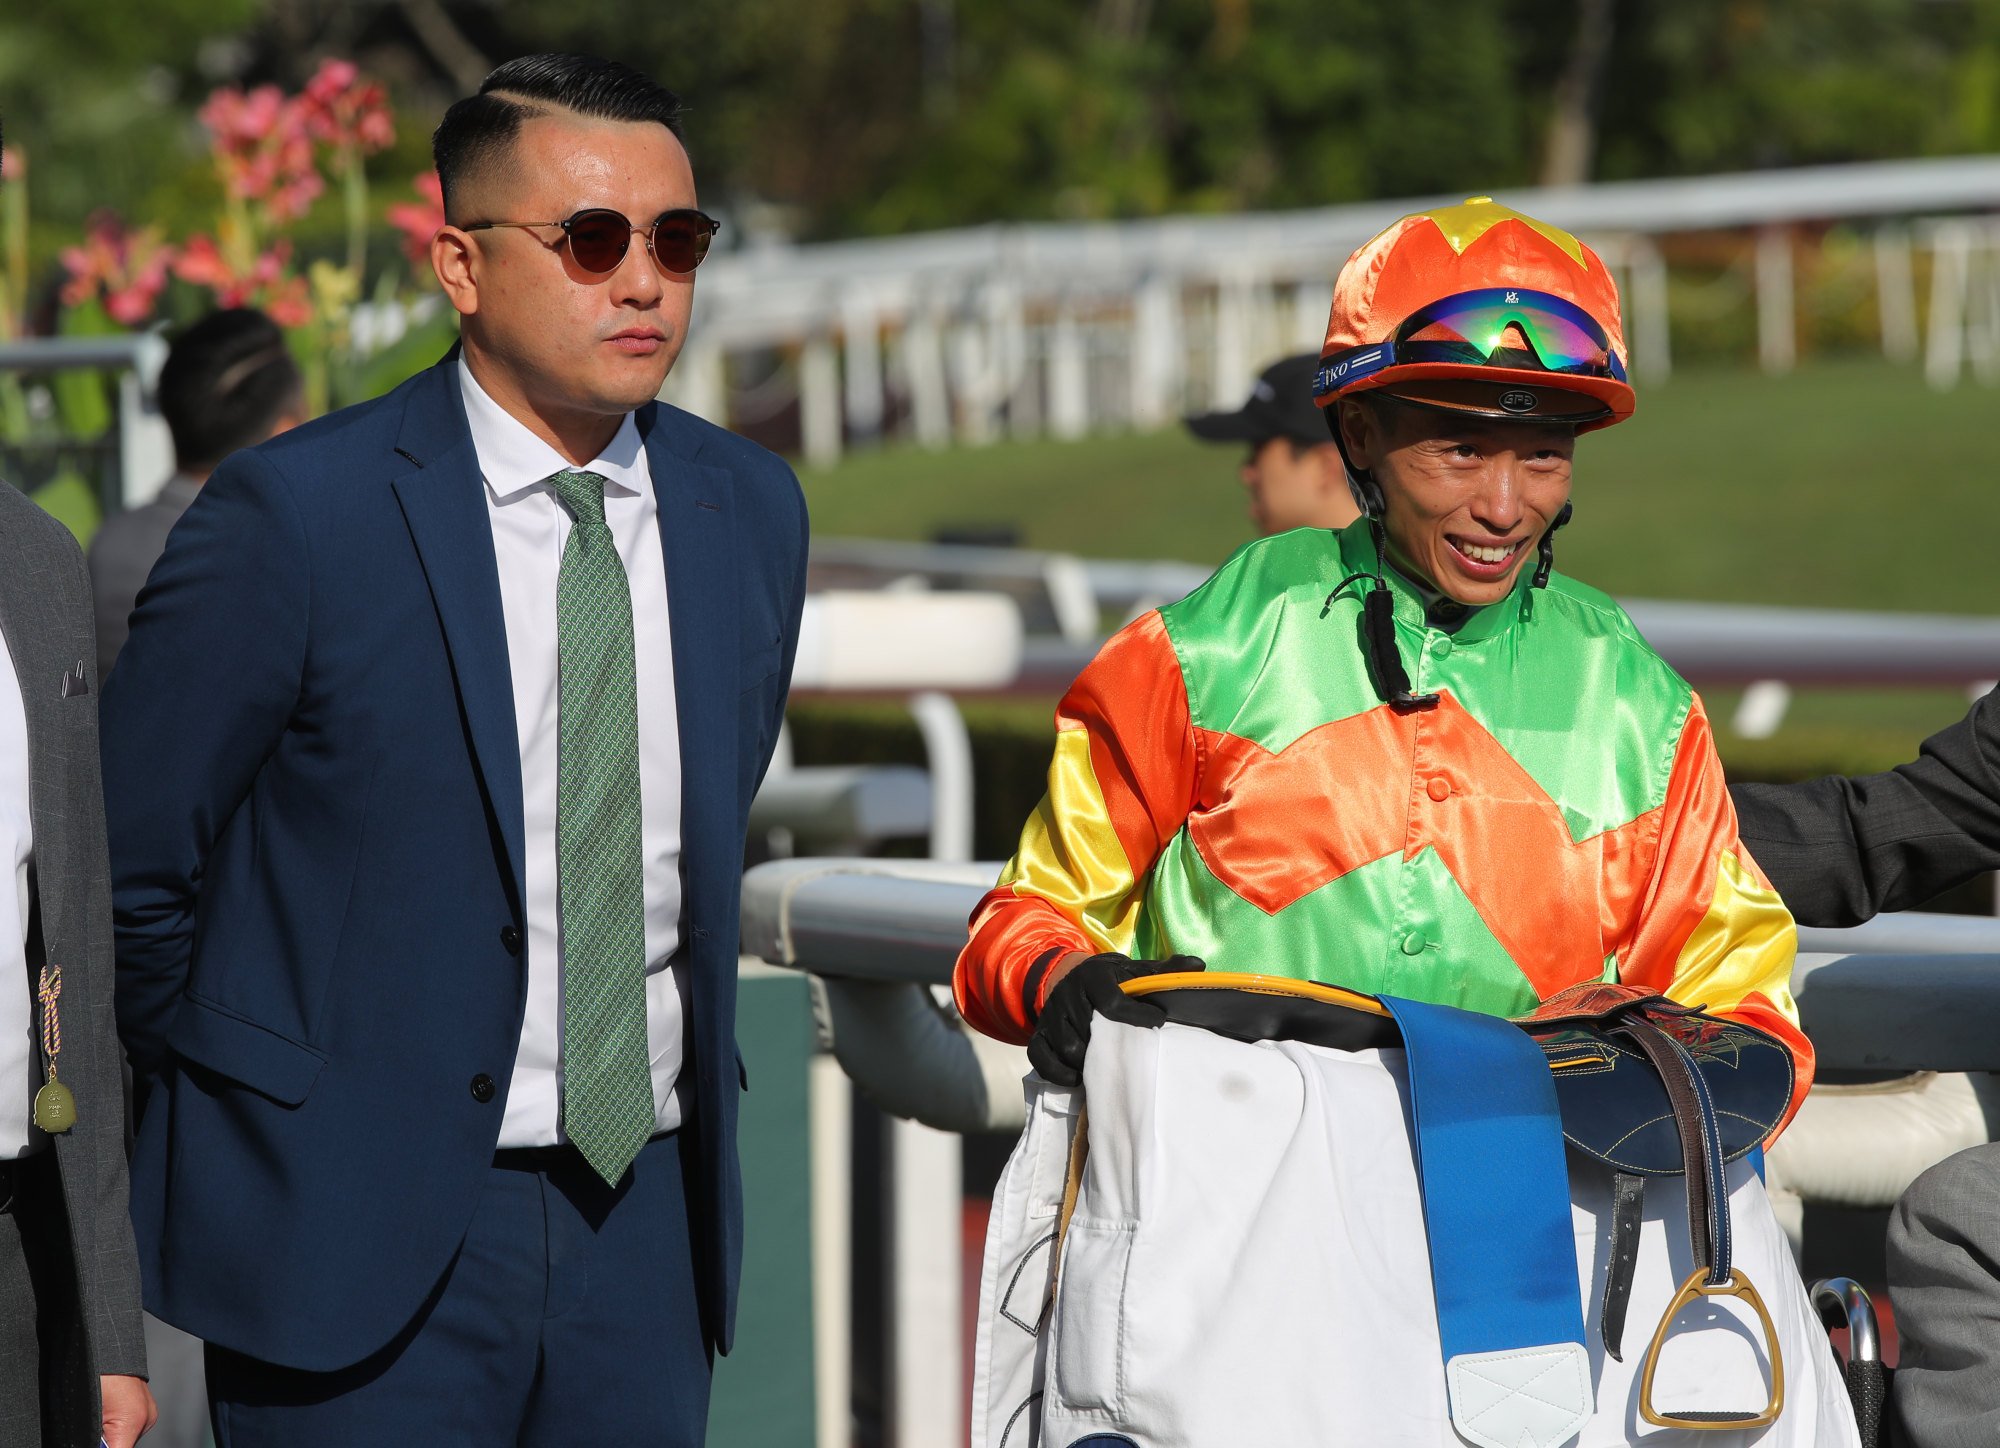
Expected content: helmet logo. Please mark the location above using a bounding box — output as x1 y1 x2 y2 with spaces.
1504 290 1520 304
1500 389 1539 413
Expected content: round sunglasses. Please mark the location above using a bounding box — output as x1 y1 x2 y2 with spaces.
462 207 721 275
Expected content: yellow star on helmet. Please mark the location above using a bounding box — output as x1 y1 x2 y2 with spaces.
1419 197 1590 269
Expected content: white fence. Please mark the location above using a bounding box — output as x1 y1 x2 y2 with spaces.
669 155 2000 465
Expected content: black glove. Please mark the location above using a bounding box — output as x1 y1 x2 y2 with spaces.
1026 952 1206 1087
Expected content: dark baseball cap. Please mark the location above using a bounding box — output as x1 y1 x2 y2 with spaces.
1183 353 1330 448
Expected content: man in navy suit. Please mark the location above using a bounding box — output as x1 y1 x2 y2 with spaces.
100 53 806 1445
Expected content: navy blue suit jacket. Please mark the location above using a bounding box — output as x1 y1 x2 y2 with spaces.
100 357 806 1371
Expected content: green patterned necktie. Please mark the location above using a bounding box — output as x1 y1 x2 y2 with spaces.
549 467 653 1186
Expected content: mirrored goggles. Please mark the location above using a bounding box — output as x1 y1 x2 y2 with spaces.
1314 287 1626 397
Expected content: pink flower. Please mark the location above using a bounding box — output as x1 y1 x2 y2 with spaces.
170 234 237 293
198 82 323 222
58 212 176 326
0 147 22 183
299 58 395 159
262 275 314 329
174 234 311 326
386 171 446 273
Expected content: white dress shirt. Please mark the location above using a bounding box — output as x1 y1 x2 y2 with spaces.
0 627 37 1160
459 360 685 1146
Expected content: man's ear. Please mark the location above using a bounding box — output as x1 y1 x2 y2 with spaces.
1336 397 1376 470
432 226 480 318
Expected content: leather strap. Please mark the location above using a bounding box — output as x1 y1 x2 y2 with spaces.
1612 1016 1731 1285
1600 1170 1647 1362
1052 1107 1089 1291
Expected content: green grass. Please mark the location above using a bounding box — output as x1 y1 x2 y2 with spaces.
800 356 2000 615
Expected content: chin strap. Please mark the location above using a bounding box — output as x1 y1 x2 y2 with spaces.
1533 503 1574 590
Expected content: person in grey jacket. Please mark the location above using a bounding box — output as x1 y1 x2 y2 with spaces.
1731 692 2000 1448
87 308 302 680
0 475 155 1446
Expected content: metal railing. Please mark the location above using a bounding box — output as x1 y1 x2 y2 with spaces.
0 334 173 515
741 854 2000 1446
743 859 2000 1062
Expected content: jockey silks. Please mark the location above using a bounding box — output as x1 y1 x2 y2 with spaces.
954 520 1811 1130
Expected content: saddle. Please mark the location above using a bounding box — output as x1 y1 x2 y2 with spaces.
1522 979 1796 1424
1070 973 1797 1436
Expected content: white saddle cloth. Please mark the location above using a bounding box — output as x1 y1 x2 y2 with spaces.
972 1020 1862 1448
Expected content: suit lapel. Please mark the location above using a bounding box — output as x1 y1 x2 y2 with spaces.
642 408 740 916
0 502 79 949
388 368 528 912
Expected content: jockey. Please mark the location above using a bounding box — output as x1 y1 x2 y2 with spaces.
952 196 1812 1130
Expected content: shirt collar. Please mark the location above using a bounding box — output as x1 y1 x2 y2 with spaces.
457 357 647 503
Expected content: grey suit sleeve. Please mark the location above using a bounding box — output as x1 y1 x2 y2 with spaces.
1728 691 2000 928
50 537 148 1380
1888 1143 2000 1448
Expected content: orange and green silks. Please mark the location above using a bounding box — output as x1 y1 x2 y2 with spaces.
953 521 1813 1134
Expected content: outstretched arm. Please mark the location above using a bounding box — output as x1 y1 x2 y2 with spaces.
1730 690 2000 929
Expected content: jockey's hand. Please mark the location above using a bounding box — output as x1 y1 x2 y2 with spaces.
1027 953 1206 1087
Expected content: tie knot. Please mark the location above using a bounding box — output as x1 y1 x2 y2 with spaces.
548 468 610 526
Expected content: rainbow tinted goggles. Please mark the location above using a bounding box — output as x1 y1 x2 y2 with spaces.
1314 288 1627 398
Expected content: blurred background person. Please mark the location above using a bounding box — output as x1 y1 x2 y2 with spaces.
88 309 305 681
1183 353 1359 537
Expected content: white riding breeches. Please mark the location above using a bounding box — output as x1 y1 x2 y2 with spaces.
973 1020 1862 1448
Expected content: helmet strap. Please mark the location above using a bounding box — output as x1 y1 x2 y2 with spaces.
1532 502 1574 590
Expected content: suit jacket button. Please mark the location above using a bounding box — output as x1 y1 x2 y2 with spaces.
470 1074 496 1103
499 925 522 956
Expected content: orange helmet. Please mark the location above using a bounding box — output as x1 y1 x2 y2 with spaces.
1313 197 1634 432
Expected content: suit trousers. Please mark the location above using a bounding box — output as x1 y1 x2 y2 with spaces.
205 1131 709 1448
1887 1141 2000 1448
0 1151 86 1448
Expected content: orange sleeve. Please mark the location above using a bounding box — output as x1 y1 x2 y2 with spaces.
952 611 1198 1042
1621 696 1814 1135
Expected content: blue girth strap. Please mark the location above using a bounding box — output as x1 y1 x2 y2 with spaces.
1379 995 1592 1448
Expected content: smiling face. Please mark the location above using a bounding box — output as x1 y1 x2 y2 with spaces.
432 109 697 461
1337 395 1576 606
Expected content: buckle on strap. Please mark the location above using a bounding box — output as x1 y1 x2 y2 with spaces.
1638 1267 1786 1432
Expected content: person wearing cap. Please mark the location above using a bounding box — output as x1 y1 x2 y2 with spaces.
955 193 1810 1127
1183 353 1359 536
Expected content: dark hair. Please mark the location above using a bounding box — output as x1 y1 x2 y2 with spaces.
157 309 304 472
432 54 686 220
